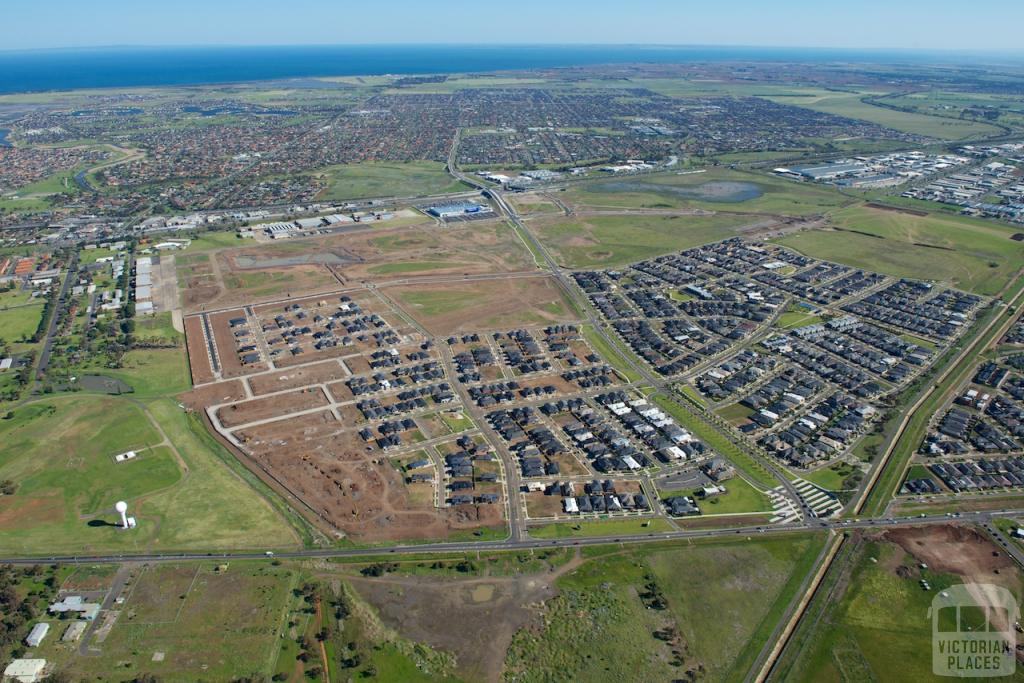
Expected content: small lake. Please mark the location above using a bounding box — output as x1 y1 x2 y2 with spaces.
586 179 764 203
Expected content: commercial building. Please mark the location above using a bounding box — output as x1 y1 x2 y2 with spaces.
424 201 492 218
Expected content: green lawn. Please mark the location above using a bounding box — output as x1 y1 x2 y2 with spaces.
776 204 1024 296
102 347 191 397
777 311 824 329
690 475 772 515
0 395 301 554
178 230 244 253
533 211 766 269
803 462 860 492
133 311 183 342
438 410 475 434
527 517 674 539
313 161 468 201
0 297 45 342
718 401 755 424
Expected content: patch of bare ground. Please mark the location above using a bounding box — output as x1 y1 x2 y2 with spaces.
878 525 1019 633
235 418 503 542
345 552 584 682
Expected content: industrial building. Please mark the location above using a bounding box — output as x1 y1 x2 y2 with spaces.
424 200 493 219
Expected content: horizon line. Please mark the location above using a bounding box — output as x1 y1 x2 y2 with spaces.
3 42 1024 57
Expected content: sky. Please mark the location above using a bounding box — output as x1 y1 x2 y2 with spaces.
6 0 1024 53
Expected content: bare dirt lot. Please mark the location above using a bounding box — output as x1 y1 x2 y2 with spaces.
182 220 537 313
248 359 350 396
345 553 582 682
184 315 215 384
878 525 1020 633
217 386 329 428
331 220 536 282
180 379 248 409
235 420 502 541
384 275 579 336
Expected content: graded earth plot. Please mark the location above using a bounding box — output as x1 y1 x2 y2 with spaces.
184 289 507 542
572 237 987 482
178 217 540 313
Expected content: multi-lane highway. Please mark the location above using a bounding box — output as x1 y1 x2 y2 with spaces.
2 508 1019 567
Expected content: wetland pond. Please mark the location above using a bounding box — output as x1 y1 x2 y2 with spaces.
585 179 764 203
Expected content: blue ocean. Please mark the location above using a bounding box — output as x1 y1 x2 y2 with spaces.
0 44 1016 94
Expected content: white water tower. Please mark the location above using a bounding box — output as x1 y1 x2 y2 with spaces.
115 501 136 529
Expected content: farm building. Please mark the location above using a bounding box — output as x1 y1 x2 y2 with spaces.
24 623 49 648
3 659 47 683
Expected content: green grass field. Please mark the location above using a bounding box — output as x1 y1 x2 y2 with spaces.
132 311 183 342
532 211 759 269
566 168 852 216
102 348 191 396
44 562 297 681
314 161 468 201
777 90 1003 140
438 410 474 434
527 517 674 539
0 396 300 554
691 476 773 515
0 296 45 342
776 204 1024 295
777 310 824 330
718 401 756 424
505 533 825 681
803 462 860 492
771 536 1024 682
178 230 243 253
